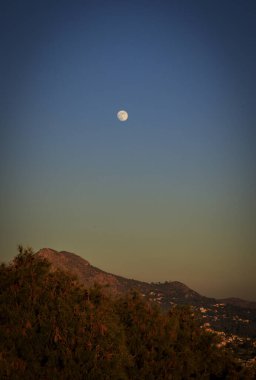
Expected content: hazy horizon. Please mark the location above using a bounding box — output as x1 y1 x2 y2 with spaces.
1 1 256 301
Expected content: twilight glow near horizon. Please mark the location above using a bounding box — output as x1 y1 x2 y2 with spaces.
1 0 255 300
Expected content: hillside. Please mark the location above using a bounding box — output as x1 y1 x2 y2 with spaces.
37 248 214 305
36 248 256 342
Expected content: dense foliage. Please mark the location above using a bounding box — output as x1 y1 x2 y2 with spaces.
0 247 255 379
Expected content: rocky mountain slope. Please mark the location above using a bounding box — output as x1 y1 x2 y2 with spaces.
37 248 255 307
37 248 214 304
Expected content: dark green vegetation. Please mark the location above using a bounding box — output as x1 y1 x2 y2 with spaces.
1 247 255 379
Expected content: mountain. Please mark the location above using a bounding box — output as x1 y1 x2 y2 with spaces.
37 248 122 292
217 297 256 310
36 248 254 308
36 248 214 305
36 248 256 361
36 248 256 340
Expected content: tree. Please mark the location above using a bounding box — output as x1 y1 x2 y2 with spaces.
0 247 130 379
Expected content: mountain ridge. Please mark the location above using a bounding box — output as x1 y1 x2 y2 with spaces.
35 248 256 340
36 248 256 309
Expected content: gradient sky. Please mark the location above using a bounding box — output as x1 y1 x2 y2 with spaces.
1 0 256 300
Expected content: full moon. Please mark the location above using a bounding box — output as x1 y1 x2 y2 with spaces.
117 110 128 122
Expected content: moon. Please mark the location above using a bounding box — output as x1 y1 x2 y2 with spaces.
117 110 128 122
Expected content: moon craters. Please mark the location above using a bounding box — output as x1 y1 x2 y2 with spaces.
117 110 128 122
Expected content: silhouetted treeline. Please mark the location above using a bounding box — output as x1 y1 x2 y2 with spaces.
0 247 255 379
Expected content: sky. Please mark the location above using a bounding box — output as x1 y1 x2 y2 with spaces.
1 0 256 300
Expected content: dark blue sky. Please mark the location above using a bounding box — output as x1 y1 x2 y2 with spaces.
1 1 256 300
